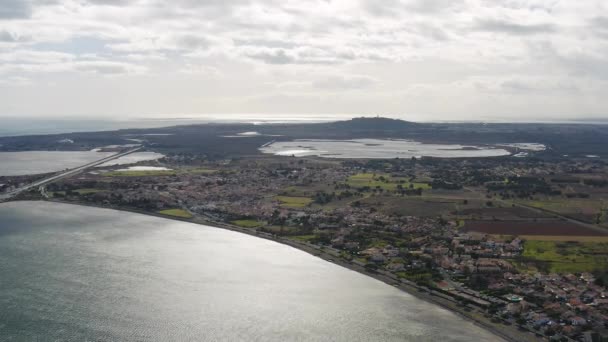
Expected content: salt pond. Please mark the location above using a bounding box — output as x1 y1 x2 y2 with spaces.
260 139 513 159
115 166 172 171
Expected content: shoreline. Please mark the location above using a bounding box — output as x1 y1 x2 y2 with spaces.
18 199 541 342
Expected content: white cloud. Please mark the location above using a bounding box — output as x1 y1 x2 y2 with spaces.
0 0 607 120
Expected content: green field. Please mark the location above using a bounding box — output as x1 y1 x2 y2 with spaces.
50 188 106 197
289 235 317 242
275 196 313 208
184 168 218 174
158 209 193 219
522 240 608 273
231 219 265 228
75 188 106 194
262 225 299 234
347 173 430 191
522 199 603 217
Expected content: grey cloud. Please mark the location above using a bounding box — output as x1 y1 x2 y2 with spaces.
560 54 608 80
233 38 297 49
593 16 608 28
0 30 17 42
0 0 59 19
591 17 608 38
74 61 142 74
0 0 31 19
86 0 135 6
174 34 209 50
526 41 608 81
246 49 295 64
313 75 377 90
404 0 462 14
412 23 450 41
475 19 556 35
245 48 342 65
362 0 402 17
500 80 578 93
362 0 462 17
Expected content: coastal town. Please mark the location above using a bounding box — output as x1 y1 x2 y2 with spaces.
4 146 607 342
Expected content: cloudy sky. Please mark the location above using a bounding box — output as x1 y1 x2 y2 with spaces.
0 0 607 122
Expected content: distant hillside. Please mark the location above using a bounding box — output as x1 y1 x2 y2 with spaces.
327 117 419 130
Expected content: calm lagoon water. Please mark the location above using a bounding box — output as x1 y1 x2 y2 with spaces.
0 151 165 176
0 201 501 341
261 139 512 159
0 151 114 176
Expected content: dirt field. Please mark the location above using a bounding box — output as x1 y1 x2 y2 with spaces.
462 220 608 236
460 207 553 220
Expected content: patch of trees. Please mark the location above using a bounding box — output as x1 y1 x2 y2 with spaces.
583 179 608 187
565 193 590 199
396 187 423 196
550 177 580 184
431 180 462 190
314 190 356 204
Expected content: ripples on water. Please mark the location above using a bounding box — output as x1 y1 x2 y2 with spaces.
0 202 502 341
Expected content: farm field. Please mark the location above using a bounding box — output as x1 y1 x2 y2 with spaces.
50 188 107 196
459 207 553 220
361 195 459 217
462 220 607 236
158 209 193 219
517 235 608 242
275 196 313 208
522 240 608 273
519 198 606 224
231 219 265 228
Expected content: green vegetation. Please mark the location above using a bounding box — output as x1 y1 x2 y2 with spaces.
275 196 313 208
231 219 265 228
290 235 317 242
396 270 439 286
524 199 601 215
73 188 106 195
50 188 106 197
346 173 431 191
261 225 299 234
184 168 218 174
158 209 193 219
522 240 608 273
